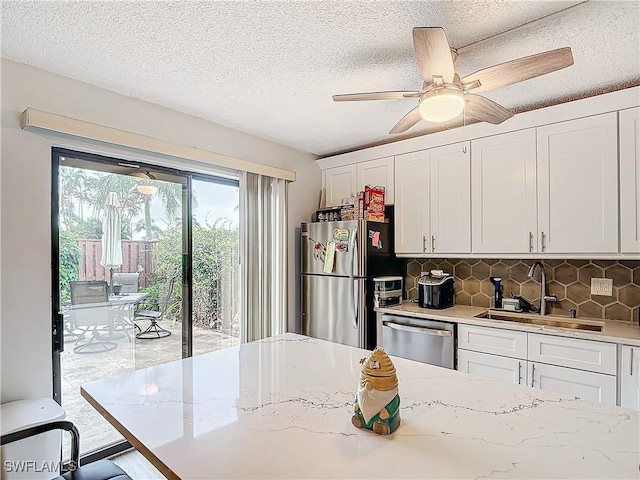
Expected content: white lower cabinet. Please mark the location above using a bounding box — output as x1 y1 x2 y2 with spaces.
528 362 617 406
456 324 620 406
458 349 526 386
620 345 640 410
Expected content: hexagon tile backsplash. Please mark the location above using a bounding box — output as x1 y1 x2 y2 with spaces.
406 259 640 322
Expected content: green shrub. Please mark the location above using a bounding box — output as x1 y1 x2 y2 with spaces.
59 230 81 302
150 220 239 328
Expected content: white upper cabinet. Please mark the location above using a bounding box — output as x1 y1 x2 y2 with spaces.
324 164 357 207
471 129 538 254
356 157 394 204
394 151 429 254
395 142 470 255
323 96 640 257
430 142 471 254
324 158 394 207
619 107 640 254
620 345 640 410
537 113 619 254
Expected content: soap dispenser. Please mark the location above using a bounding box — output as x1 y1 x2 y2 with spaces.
489 277 503 309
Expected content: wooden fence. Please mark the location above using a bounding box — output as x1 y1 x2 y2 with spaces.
77 239 157 288
77 238 239 334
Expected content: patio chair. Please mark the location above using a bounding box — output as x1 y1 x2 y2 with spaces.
134 276 177 339
112 272 140 294
111 272 142 334
69 281 117 354
1 419 132 480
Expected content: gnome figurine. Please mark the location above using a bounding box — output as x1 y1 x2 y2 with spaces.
352 347 400 435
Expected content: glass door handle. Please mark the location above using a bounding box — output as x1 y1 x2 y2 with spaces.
54 312 64 353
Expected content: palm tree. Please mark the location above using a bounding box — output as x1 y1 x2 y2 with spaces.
87 173 143 235
137 179 188 241
62 169 197 241
59 167 89 229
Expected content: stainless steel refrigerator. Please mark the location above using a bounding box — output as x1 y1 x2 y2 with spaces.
300 217 404 349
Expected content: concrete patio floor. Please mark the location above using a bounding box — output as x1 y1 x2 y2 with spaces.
61 318 239 457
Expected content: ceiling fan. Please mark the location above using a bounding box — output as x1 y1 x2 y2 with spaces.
332 27 574 134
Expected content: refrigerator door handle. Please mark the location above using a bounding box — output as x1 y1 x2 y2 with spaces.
349 227 358 330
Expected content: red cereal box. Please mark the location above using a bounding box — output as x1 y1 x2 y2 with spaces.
364 185 385 222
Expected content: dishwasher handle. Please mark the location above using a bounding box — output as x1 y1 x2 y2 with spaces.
383 321 452 337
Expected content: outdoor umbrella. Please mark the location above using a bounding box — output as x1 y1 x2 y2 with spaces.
100 191 123 294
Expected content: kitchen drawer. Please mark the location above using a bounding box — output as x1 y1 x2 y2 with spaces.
528 333 616 375
458 325 527 360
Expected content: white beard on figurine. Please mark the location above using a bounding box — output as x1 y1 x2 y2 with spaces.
352 347 401 435
357 381 398 424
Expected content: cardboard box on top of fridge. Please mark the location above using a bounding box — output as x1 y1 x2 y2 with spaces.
364 185 385 222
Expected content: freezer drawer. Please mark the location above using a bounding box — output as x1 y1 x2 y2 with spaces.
381 315 455 368
301 274 366 348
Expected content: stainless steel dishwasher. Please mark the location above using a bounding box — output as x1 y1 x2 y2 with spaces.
381 314 455 368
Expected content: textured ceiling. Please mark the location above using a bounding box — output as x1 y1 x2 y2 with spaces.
2 1 639 156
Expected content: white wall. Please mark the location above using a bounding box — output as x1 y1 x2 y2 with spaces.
0 59 320 403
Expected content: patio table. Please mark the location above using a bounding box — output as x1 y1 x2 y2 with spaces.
65 292 149 343
108 292 149 335
108 292 148 306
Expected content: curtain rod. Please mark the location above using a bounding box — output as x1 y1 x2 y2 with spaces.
20 108 296 182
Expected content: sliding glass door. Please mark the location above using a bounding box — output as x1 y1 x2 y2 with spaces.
52 148 240 459
191 177 241 355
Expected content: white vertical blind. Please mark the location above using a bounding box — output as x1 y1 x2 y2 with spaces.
240 172 288 342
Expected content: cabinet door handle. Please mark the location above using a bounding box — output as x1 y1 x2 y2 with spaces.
518 361 522 385
541 232 546 252
531 364 535 387
422 235 426 253
529 232 533 253
631 348 634 376
431 235 436 252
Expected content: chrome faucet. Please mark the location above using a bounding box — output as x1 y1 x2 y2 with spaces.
526 261 557 315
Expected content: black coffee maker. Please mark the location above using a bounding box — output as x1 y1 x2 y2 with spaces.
417 271 455 309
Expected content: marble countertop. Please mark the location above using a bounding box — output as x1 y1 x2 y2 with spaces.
82 333 639 479
377 302 640 346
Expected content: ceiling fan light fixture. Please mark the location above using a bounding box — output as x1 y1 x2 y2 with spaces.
419 88 465 123
137 184 158 196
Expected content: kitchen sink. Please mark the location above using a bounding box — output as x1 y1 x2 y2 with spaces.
474 311 604 332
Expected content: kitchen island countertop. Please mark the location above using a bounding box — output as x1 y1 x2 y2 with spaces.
82 333 639 479
376 302 640 346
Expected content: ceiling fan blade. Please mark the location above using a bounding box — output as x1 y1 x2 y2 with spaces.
462 47 574 94
413 27 455 83
465 94 514 124
390 105 423 134
332 91 420 102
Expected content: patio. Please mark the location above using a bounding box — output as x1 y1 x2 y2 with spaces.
61 318 239 457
